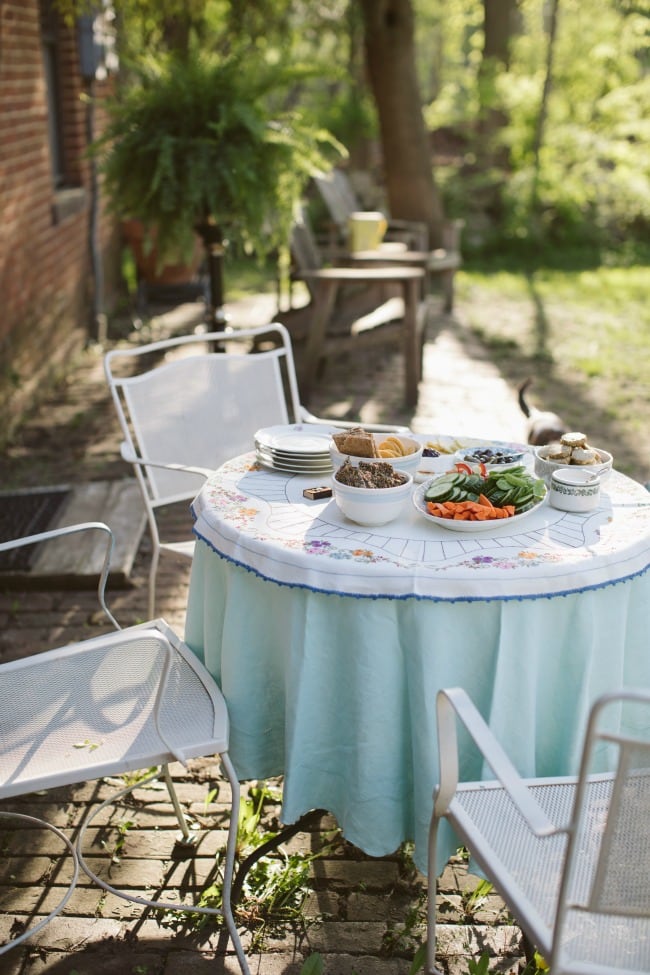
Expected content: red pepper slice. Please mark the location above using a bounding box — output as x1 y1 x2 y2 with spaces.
455 462 473 476
479 461 488 478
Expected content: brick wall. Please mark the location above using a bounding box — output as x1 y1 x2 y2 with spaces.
0 0 121 442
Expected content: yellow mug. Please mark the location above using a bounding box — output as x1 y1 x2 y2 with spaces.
348 211 388 253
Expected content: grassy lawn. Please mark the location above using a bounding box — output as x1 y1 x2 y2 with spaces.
455 264 649 484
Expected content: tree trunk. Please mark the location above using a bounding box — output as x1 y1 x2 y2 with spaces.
530 0 561 222
478 0 519 166
482 0 518 67
357 0 444 248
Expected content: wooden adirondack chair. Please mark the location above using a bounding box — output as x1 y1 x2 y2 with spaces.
312 168 429 251
312 168 463 311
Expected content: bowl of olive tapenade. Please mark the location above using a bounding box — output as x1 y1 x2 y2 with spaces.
332 460 413 527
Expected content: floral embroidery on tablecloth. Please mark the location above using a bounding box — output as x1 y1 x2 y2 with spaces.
283 537 395 566
453 551 567 571
202 485 260 528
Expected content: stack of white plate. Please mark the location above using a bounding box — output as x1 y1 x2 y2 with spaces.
254 424 337 474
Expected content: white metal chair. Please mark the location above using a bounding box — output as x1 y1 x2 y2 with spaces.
0 522 249 973
105 322 407 618
427 686 650 975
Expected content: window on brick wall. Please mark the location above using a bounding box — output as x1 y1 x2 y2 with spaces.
39 0 86 220
41 7 65 188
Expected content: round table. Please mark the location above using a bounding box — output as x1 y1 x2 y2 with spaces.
185 447 650 873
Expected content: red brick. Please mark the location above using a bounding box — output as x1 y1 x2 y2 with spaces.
0 0 121 435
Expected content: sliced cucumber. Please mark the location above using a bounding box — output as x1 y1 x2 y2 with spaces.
425 480 456 501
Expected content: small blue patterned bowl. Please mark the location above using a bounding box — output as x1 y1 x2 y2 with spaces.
549 468 601 512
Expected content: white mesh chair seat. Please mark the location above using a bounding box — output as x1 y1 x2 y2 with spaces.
427 687 650 975
0 621 227 798
0 523 249 973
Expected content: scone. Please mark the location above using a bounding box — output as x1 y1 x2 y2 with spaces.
545 442 571 462
571 447 598 465
561 432 587 450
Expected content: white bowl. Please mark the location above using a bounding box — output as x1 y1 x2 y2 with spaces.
329 433 422 477
332 467 413 526
416 450 457 478
549 468 601 512
454 445 529 471
534 445 613 486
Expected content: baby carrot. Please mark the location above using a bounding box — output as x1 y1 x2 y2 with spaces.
426 497 517 521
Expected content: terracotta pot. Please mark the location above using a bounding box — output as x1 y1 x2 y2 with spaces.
121 219 203 286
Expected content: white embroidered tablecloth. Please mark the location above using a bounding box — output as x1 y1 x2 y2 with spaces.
191 451 650 602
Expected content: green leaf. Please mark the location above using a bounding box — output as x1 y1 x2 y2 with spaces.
299 952 324 975
409 941 427 974
467 952 491 974
73 739 102 751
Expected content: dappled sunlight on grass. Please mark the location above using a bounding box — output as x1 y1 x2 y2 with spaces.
455 265 649 483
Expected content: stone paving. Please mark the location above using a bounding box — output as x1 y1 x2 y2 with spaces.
0 292 531 975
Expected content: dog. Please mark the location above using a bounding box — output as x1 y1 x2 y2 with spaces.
517 378 569 446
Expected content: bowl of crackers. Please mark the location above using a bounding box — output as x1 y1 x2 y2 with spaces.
533 432 613 485
329 427 423 476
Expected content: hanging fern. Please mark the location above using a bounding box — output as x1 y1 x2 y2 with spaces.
92 51 344 263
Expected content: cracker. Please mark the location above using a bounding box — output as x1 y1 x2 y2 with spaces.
335 427 378 458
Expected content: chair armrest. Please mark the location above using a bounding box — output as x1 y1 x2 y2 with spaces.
120 442 213 480
300 407 409 434
436 687 558 837
386 218 429 250
297 267 423 283
0 522 119 631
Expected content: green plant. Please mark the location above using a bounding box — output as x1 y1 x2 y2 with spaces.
237 782 282 853
523 953 550 974
203 786 218 814
382 888 427 956
462 878 494 917
94 51 343 267
119 765 160 789
174 780 340 951
409 944 493 975
466 954 491 975
234 783 340 950
409 942 427 975
300 954 325 975
100 817 134 864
